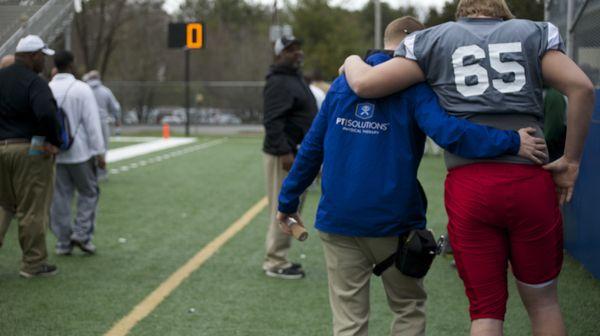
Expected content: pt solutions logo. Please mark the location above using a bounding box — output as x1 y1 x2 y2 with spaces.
336 102 389 135
355 103 375 119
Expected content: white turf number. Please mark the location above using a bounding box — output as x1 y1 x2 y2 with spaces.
452 43 526 97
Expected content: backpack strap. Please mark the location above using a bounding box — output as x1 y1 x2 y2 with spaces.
59 81 77 109
59 80 85 144
373 252 396 276
373 233 407 277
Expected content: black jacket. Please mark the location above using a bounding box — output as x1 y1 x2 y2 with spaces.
262 64 317 155
0 62 62 146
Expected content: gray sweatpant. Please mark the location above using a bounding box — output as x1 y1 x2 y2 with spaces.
50 159 100 248
98 120 110 180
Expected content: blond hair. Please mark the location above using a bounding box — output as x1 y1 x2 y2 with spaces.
455 0 514 20
384 16 425 48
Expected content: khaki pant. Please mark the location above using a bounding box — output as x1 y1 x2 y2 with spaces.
0 143 55 273
319 231 427 336
262 153 305 271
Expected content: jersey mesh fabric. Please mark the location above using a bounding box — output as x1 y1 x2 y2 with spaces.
396 18 565 169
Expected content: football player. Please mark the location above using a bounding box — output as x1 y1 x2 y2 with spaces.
341 1 594 335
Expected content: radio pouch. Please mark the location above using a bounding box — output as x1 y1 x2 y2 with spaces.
373 229 443 278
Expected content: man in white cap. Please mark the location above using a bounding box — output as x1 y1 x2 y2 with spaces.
261 36 317 279
0 35 62 278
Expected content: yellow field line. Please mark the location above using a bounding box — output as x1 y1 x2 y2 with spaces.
104 196 268 336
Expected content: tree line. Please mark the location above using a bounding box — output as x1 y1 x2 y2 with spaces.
65 0 543 121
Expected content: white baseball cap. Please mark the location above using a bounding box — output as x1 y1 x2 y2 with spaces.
15 35 55 55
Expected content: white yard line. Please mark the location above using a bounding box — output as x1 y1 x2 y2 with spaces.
106 138 197 163
107 138 228 175
109 136 162 143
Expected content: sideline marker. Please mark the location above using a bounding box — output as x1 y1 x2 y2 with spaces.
162 123 170 139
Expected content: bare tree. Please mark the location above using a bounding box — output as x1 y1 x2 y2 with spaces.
73 0 128 75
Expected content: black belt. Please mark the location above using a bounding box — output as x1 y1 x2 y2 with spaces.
0 138 30 145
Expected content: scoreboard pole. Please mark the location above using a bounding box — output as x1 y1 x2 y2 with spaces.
185 48 191 136
168 22 204 137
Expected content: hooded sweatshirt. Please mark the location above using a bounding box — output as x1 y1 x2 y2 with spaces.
262 64 317 155
86 79 121 122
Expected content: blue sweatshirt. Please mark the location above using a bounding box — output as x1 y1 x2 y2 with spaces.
278 52 520 237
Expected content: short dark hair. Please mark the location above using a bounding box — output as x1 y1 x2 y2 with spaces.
54 50 74 71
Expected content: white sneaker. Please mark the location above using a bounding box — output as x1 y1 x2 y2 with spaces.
71 239 96 254
55 245 73 256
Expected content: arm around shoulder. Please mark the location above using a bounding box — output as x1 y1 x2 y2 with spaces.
343 56 425 98
411 84 521 159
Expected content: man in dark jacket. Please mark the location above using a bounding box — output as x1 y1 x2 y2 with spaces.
0 35 62 278
262 36 317 279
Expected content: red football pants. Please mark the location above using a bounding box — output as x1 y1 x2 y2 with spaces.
445 163 563 321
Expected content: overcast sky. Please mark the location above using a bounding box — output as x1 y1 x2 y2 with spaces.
163 0 446 14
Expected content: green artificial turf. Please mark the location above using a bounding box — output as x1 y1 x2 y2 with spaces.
0 136 598 336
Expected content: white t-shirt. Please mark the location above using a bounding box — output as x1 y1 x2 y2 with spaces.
309 84 326 110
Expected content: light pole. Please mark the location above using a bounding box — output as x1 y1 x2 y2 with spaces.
566 0 574 58
374 0 382 49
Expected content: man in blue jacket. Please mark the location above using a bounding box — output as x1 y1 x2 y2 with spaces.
276 17 547 336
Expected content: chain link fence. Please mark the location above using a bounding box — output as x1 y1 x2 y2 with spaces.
571 0 600 86
548 0 600 279
547 0 600 86
105 81 265 125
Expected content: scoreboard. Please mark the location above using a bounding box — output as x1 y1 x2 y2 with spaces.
168 22 204 49
167 22 204 136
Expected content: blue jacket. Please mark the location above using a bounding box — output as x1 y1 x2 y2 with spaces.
278 52 520 237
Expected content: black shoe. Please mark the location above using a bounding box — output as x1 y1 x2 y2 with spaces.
265 265 305 280
19 264 58 278
290 262 303 270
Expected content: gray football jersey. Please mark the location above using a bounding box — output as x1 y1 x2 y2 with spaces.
395 18 564 168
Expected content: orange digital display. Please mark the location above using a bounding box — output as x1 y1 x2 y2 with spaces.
186 23 203 49
168 22 204 49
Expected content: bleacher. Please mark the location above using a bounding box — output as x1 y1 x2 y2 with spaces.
0 2 44 46
0 0 73 57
